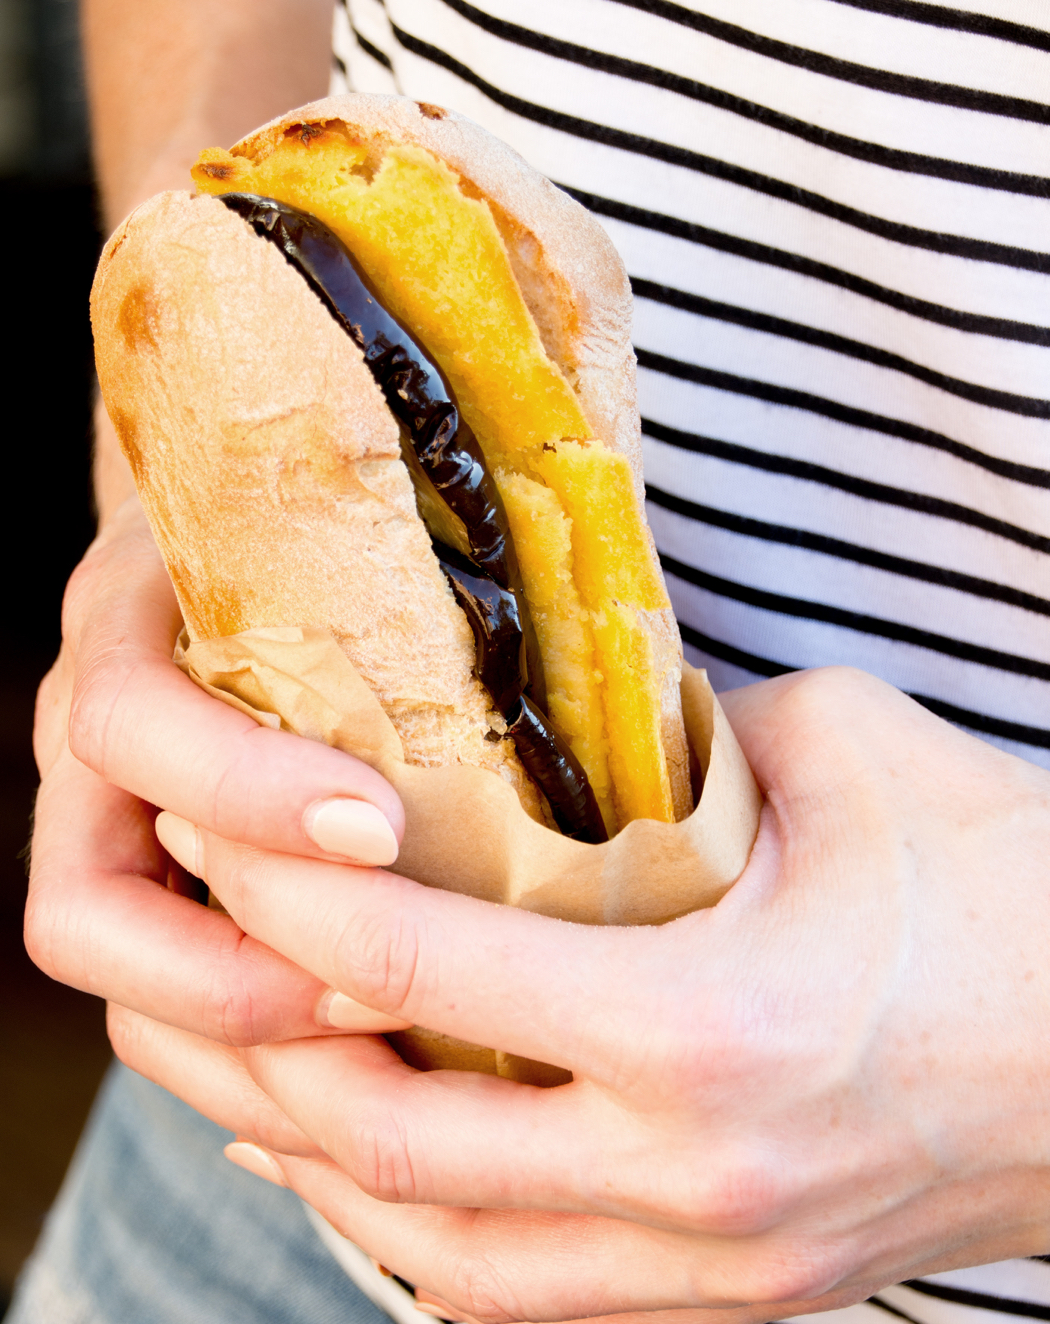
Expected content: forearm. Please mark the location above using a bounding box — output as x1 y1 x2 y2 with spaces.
83 0 334 522
83 0 334 230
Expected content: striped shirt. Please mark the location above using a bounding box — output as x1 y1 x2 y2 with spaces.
330 2 1050 1321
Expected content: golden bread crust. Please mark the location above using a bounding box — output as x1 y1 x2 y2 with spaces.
92 189 541 803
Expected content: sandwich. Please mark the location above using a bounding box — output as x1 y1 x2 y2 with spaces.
91 94 693 842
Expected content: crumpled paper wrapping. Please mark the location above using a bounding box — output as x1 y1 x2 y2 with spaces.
177 626 763 1084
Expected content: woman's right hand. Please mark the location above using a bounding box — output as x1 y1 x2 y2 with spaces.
26 494 409 1115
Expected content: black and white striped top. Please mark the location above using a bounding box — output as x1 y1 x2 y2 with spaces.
330 1 1050 1320
333 0 1050 775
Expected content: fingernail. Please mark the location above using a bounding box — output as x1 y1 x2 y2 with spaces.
224 1141 287 1187
414 1291 483 1323
155 811 203 879
413 1304 453 1320
319 990 412 1032
303 798 399 866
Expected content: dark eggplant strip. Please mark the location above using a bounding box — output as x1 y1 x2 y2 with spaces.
220 190 607 842
435 542 527 720
506 697 607 843
221 192 546 715
219 193 517 584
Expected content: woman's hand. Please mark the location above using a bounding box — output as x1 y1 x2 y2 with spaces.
112 667 1050 1323
26 497 408 1063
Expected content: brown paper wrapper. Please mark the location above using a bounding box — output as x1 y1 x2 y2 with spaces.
177 627 762 1084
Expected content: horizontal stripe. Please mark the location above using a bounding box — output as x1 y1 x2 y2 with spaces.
911 695 1050 750
633 278 1050 418
643 421 1048 561
679 624 1050 749
679 620 793 677
660 554 1050 680
868 1294 927 1324
903 1280 1050 1319
352 23 393 69
606 0 1050 122
563 186 1050 348
636 349 1050 489
390 22 1050 274
825 0 1050 52
645 484 1050 617
436 0 1050 196
641 418 1050 557
651 499 1050 663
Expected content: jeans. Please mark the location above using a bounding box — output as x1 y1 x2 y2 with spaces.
6 1062 390 1324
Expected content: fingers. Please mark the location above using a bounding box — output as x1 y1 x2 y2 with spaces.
241 1033 616 1212
26 747 334 1044
242 1033 770 1231
105 1004 324 1156
108 1011 809 1324
164 815 678 1073
239 1031 811 1237
63 502 404 864
234 1145 850 1323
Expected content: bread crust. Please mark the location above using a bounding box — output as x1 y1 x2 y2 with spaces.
93 93 689 821
92 189 541 806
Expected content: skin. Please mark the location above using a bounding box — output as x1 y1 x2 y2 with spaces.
27 4 1050 1320
114 668 1050 1324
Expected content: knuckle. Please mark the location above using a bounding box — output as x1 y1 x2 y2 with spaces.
67 645 135 775
59 542 107 644
781 667 889 746
335 891 426 1016
345 1103 420 1203
62 533 167 779
33 657 71 775
446 1252 526 1324
207 983 262 1049
685 1151 798 1237
21 887 62 983
774 667 893 793
734 1246 846 1307
200 939 266 1047
778 666 866 729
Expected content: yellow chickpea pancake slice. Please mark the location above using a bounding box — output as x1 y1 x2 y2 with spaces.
592 604 675 826
529 442 670 614
497 469 614 831
193 128 591 459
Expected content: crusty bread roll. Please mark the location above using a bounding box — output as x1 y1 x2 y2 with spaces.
91 94 691 832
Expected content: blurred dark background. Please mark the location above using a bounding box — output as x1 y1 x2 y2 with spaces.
0 0 111 1310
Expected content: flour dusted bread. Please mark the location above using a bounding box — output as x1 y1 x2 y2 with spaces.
93 188 539 805
92 94 690 829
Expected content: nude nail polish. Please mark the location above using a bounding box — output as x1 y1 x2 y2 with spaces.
319 990 412 1032
155 811 202 878
224 1141 287 1187
303 798 399 865
413 1303 454 1320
